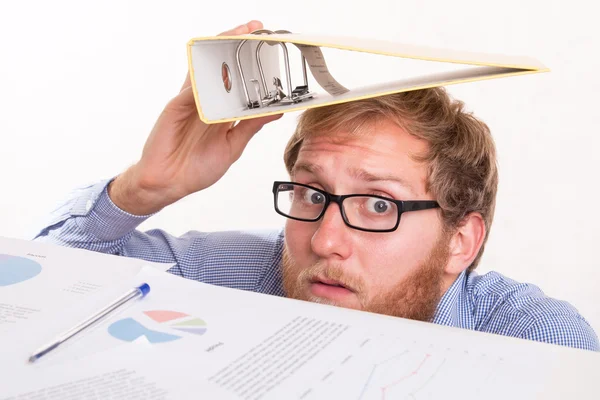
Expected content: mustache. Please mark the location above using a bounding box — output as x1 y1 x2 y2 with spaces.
298 262 366 294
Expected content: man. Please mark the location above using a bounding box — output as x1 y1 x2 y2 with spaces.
35 21 598 351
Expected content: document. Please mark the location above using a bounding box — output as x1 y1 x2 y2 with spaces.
2 263 598 399
0 344 195 400
0 236 173 333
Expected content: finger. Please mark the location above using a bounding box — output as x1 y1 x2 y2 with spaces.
180 72 191 93
168 86 196 110
234 114 283 136
180 20 264 92
218 20 263 36
226 114 283 158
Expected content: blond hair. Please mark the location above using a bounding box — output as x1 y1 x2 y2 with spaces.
283 88 498 270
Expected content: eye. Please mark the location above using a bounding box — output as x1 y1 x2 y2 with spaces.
365 197 392 214
304 188 325 205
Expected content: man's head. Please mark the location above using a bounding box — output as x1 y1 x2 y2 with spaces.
279 88 498 321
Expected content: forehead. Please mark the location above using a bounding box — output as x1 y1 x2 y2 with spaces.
299 118 427 153
294 119 430 194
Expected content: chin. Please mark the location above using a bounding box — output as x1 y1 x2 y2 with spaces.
306 295 362 310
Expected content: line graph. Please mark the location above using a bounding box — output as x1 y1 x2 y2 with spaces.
299 336 508 400
357 350 445 400
407 358 446 400
380 354 430 399
358 351 409 399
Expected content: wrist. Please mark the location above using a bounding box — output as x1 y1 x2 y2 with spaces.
108 166 177 215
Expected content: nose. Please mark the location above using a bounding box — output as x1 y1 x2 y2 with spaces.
310 202 352 261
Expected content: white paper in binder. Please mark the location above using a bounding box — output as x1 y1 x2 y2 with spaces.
187 30 548 124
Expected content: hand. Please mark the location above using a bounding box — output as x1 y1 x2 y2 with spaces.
109 20 282 215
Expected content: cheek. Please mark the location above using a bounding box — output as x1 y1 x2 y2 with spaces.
356 238 415 289
284 221 315 259
357 214 441 285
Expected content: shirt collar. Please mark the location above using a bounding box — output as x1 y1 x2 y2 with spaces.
432 270 474 329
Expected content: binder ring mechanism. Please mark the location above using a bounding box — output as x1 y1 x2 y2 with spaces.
236 29 314 109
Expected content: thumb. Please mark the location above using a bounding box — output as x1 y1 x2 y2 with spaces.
166 85 196 111
226 114 283 158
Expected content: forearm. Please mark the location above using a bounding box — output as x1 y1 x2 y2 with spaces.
35 179 156 256
108 166 182 216
34 179 286 289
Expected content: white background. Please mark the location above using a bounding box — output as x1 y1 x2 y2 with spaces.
1 1 598 333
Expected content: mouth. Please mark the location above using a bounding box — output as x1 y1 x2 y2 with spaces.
309 277 355 301
313 277 350 289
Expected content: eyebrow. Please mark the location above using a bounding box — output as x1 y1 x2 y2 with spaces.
292 162 417 193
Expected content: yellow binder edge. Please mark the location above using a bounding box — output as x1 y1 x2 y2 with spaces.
187 42 205 124
186 37 549 124
187 35 546 71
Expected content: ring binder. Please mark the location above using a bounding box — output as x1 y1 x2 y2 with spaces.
187 29 548 124
236 29 314 109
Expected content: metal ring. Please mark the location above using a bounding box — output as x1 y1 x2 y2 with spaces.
256 41 293 98
235 29 276 106
272 30 307 87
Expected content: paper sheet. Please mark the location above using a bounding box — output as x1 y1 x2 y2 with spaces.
2 266 598 399
0 236 173 333
0 344 194 400
295 44 349 96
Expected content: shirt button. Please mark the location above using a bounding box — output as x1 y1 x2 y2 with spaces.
86 199 93 212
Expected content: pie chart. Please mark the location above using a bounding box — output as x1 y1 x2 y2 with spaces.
108 310 208 344
0 254 42 286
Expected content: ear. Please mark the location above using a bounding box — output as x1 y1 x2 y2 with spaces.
444 212 486 275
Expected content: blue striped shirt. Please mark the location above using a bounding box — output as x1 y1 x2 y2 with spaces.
35 179 600 351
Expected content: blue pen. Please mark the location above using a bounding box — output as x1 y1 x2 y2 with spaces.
28 283 151 363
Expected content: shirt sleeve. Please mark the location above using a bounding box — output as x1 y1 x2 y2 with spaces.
520 314 600 352
34 179 186 275
466 271 600 352
33 179 285 294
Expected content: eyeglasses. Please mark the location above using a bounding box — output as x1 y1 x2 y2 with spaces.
272 181 440 233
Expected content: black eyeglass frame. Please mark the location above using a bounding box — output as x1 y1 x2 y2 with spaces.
272 181 440 233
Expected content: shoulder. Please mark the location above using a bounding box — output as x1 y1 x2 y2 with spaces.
466 271 599 351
